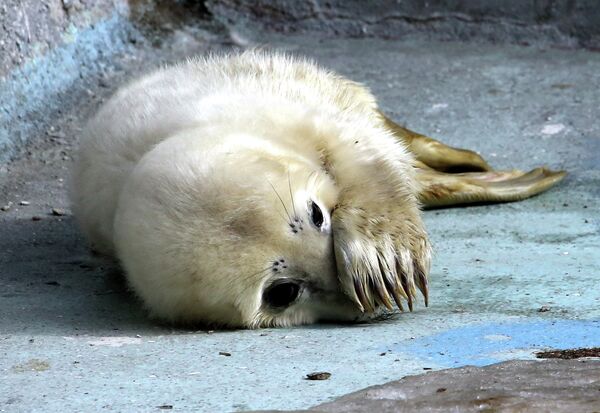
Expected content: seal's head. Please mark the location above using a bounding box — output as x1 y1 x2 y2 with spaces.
114 106 429 328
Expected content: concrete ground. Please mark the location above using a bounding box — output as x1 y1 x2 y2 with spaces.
1 28 600 412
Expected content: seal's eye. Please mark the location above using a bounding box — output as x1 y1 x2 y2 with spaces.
264 280 301 308
310 201 324 229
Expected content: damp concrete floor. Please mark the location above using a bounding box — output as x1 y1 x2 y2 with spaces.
1 31 599 412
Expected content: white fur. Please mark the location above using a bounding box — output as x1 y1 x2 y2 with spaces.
71 51 429 328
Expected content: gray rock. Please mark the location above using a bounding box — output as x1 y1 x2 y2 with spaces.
254 360 600 412
315 359 600 412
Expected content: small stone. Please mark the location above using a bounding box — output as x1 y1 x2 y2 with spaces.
436 387 447 393
306 372 331 380
46 129 66 139
11 359 50 373
157 405 173 410
538 305 551 312
31 216 42 221
541 123 565 135
19 201 30 206
551 83 573 90
219 351 231 357
51 208 66 216
1 202 11 211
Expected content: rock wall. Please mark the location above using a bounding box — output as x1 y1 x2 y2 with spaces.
206 0 600 49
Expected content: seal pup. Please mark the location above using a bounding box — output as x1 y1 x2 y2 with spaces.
71 51 565 328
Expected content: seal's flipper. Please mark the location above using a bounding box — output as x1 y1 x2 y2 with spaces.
379 111 566 206
379 112 492 173
416 167 567 208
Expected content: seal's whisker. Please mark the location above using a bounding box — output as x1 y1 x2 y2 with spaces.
241 266 272 284
267 178 292 224
287 166 298 220
274 209 289 226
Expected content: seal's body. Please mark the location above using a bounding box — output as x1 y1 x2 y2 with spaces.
72 51 564 328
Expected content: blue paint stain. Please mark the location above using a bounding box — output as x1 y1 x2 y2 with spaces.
398 319 600 367
0 13 138 162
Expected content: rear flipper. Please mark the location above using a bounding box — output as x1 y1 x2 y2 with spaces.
380 111 492 173
415 164 567 208
379 111 566 207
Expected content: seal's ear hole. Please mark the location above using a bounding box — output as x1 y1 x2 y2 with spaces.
310 201 324 229
264 280 301 308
